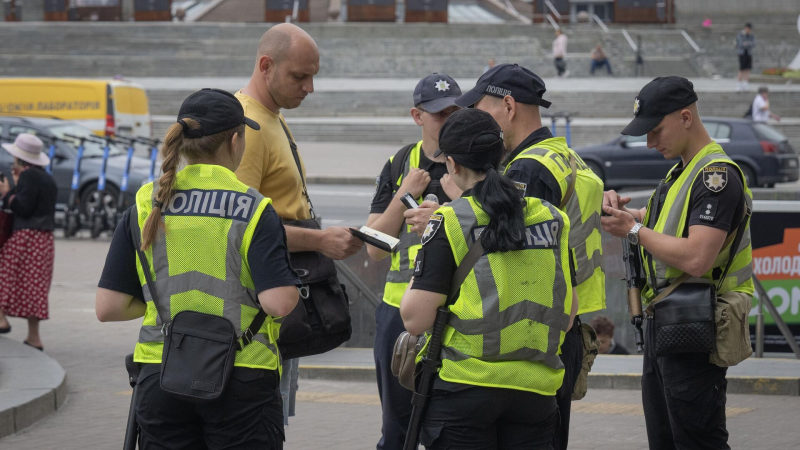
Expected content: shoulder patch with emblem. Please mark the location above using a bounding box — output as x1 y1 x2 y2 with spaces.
513 181 528 197
421 214 444 246
703 166 727 192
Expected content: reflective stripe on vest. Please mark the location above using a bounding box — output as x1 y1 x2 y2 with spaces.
505 137 606 314
383 141 423 307
433 196 572 395
131 164 281 370
641 142 754 302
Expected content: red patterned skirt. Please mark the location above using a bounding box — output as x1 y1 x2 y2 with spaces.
0 229 54 320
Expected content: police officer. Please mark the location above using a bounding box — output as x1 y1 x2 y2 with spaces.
365 73 460 450
602 76 753 449
455 63 605 449
95 88 300 449
400 108 578 449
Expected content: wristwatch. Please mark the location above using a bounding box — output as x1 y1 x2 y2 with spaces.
627 222 643 245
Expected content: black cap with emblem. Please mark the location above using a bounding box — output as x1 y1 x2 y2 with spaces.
621 76 698 136
455 63 552 108
413 73 462 113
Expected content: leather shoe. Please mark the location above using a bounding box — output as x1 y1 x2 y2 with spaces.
24 340 43 351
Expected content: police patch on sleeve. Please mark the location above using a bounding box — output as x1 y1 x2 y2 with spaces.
413 252 424 277
513 181 528 198
698 198 719 223
421 214 444 246
703 166 727 192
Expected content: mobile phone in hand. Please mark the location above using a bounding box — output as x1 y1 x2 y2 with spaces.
400 192 419 209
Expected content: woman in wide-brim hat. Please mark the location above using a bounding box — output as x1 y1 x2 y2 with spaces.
0 133 58 351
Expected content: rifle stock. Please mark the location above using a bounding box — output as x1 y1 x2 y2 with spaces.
403 306 450 450
622 238 645 353
124 353 141 450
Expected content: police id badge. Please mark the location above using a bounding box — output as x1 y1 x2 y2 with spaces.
421 214 443 246
703 166 727 192
513 181 527 198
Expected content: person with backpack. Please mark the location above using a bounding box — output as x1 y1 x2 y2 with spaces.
364 73 461 450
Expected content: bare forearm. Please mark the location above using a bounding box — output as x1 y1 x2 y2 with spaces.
638 226 724 277
95 288 146 322
284 225 323 253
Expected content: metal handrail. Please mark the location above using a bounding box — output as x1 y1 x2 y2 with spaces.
545 13 559 31
679 29 702 53
544 0 561 20
621 29 637 52
753 275 800 359
591 13 609 33
334 260 382 307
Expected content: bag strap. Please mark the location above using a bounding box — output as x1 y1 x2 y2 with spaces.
645 198 750 315
134 239 267 351
278 119 315 219
560 153 577 209
445 239 484 306
390 143 416 195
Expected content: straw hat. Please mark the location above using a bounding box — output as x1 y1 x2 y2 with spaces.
1 133 50 167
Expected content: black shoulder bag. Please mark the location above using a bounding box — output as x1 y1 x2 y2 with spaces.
646 200 750 357
135 247 267 400
277 120 352 359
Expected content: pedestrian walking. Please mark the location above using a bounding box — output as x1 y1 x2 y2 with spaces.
751 86 781 122
0 133 57 351
400 108 577 449
455 63 606 450
235 23 363 425
553 29 568 77
96 88 300 449
602 76 754 450
736 23 756 91
364 72 461 450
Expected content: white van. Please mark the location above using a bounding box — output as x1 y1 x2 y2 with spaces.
0 78 151 138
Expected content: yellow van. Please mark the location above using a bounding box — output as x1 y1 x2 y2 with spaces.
0 78 151 138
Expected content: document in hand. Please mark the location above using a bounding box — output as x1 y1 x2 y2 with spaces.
349 226 400 252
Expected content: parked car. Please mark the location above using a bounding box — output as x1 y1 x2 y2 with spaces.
0 117 153 223
576 117 799 189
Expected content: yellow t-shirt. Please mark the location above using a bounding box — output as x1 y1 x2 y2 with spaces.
235 91 311 220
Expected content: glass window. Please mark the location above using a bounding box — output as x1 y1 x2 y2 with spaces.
622 134 648 147
752 123 787 142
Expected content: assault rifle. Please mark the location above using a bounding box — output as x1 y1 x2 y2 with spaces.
124 353 141 450
622 237 645 353
403 306 448 450
403 240 484 450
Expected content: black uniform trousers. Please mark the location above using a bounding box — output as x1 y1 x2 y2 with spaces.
135 364 285 450
374 301 414 450
420 381 558 449
553 317 584 450
642 317 730 450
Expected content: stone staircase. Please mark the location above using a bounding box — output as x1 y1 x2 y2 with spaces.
1 21 798 149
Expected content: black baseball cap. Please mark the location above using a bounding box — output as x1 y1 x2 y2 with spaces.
413 73 462 113
621 76 698 136
456 63 552 108
177 88 260 138
434 109 504 166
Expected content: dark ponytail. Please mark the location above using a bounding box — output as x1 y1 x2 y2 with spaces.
471 167 526 252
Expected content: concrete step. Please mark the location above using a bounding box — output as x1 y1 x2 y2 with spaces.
0 22 730 78
150 115 800 149
142 81 800 119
